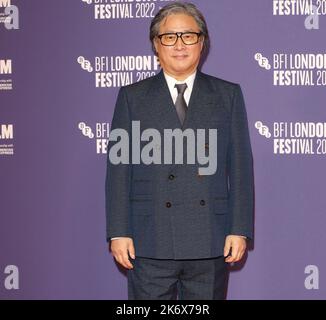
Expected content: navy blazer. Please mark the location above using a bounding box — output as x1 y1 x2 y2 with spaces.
105 70 254 259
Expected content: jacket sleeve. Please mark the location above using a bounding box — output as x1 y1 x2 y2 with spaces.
227 84 254 240
105 87 132 242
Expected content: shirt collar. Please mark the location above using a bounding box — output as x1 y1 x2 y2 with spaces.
163 70 197 93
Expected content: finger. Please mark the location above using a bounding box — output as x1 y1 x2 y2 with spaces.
128 243 136 260
116 253 132 269
232 249 246 263
225 251 235 263
237 249 246 261
225 245 240 263
111 245 133 269
231 254 240 263
225 256 235 263
121 253 134 269
112 251 128 268
114 254 124 267
224 240 231 257
231 245 239 258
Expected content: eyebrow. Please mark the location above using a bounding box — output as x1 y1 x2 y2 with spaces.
161 29 198 33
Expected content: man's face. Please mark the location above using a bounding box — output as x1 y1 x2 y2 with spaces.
154 13 204 80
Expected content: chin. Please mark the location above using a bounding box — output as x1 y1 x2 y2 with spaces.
172 61 192 69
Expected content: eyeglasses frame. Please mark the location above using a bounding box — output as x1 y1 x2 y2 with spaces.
157 32 203 46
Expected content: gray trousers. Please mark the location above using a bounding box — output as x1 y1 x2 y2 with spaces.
127 256 228 300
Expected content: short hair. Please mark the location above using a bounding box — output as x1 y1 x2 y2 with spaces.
150 1 210 55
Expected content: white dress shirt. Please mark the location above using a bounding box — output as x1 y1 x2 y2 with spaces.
163 71 197 106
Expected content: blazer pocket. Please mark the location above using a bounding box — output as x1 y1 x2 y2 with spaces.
214 198 228 215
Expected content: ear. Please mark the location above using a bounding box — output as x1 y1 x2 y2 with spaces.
200 36 204 52
153 38 159 54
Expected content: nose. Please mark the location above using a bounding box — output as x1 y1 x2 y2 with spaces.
174 36 185 50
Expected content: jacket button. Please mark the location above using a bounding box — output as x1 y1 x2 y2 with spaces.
168 174 175 180
200 200 206 206
166 202 172 208
205 143 209 149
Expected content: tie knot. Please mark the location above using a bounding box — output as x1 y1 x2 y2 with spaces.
175 83 187 95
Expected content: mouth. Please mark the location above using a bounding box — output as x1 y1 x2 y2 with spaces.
172 55 189 60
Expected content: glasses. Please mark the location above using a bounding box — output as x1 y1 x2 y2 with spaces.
157 32 202 46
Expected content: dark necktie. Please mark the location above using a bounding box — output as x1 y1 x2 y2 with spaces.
174 83 188 125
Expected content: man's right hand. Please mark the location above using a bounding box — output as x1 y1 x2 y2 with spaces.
109 237 135 269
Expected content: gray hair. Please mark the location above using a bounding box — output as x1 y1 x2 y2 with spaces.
150 2 210 55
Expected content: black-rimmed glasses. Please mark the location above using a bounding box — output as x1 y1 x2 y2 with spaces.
157 32 202 46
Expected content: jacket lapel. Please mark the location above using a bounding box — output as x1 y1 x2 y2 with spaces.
183 70 218 130
144 70 181 131
145 69 221 131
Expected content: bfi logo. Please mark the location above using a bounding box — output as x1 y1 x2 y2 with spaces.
0 0 19 30
78 122 109 154
0 59 12 75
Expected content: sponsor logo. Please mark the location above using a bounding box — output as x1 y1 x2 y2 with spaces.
0 124 14 155
81 0 175 20
0 59 13 90
77 55 159 88
255 121 326 155
255 52 326 86
272 0 325 30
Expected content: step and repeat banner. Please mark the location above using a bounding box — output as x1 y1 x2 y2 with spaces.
1 0 326 299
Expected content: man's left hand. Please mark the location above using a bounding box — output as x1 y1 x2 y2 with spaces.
224 235 247 263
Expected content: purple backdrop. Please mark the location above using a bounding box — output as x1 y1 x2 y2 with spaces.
1 0 325 299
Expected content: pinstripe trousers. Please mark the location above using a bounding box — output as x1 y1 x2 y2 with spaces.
127 256 229 300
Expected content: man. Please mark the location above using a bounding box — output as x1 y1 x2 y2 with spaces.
106 2 254 300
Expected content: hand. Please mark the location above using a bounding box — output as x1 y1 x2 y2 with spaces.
110 237 135 269
224 235 247 263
